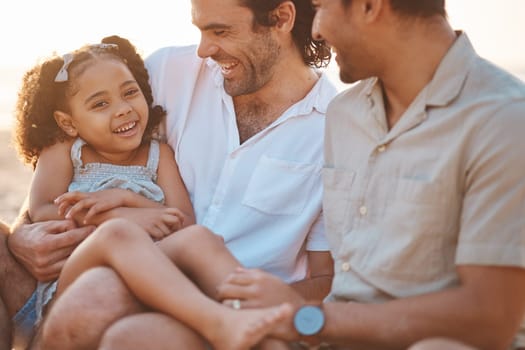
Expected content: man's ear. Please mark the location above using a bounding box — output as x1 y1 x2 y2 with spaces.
270 1 296 32
360 0 383 23
53 111 78 137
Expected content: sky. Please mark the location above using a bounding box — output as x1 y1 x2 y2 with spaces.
1 0 524 128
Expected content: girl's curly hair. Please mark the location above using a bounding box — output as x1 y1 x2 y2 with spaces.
13 35 165 168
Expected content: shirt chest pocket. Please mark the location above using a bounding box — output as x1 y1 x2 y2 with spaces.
242 155 321 216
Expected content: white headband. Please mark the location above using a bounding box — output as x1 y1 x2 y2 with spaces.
54 43 119 83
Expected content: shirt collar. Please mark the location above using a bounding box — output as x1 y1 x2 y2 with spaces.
425 31 475 107
363 31 475 108
289 72 337 116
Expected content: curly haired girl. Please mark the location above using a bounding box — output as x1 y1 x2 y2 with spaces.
14 35 194 231
12 35 195 336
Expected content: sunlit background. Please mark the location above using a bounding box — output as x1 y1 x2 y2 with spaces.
1 0 524 130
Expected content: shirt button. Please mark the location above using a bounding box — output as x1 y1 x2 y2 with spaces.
359 206 367 216
341 262 350 272
377 144 386 153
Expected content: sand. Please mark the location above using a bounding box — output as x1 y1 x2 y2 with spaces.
0 129 32 225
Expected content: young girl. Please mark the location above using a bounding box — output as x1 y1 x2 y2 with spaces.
15 36 291 349
15 35 193 233
13 35 196 328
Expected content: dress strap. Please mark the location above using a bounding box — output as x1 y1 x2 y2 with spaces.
70 138 86 168
146 140 160 174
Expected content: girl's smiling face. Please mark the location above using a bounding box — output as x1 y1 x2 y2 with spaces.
55 58 149 163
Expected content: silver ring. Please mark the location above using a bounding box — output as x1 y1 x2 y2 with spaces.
232 299 241 310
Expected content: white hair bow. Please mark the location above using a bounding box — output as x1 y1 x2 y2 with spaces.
54 53 74 82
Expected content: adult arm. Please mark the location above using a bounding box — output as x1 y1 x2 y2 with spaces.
290 250 333 302
291 211 334 301
292 265 525 350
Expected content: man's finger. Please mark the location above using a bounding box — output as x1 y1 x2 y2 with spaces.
223 269 254 285
216 279 254 300
34 257 67 282
35 219 77 234
45 226 94 250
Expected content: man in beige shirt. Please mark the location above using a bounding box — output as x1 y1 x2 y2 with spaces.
215 0 525 349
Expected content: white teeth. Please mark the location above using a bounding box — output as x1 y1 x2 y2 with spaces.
220 62 237 73
114 121 136 133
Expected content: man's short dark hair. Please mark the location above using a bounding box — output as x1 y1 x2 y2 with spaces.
240 0 331 68
342 0 446 17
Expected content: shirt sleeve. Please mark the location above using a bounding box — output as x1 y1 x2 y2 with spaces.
456 101 525 267
306 211 330 251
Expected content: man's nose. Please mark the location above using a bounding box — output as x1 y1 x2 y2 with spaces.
197 35 219 58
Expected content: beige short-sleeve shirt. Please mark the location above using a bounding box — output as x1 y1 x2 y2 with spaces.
323 32 525 305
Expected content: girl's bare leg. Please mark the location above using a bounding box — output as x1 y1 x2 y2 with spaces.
156 224 242 298
56 218 292 350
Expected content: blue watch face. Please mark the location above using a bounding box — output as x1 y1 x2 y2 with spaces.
293 305 325 336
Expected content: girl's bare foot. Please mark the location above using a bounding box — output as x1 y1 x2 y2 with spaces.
208 303 293 350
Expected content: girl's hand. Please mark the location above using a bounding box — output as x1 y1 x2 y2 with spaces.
55 189 131 223
113 207 185 240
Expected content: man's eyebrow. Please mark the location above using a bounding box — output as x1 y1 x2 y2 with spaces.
196 23 232 31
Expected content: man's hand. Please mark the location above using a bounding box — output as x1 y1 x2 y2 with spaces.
217 267 304 309
8 219 94 281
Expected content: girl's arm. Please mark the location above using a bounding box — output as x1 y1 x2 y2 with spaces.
56 188 165 220
156 143 195 228
29 141 74 222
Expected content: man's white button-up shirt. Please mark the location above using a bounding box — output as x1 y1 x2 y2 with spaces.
146 45 338 282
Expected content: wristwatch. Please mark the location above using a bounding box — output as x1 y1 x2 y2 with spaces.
293 305 325 336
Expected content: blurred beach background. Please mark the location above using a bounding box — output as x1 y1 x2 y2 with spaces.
0 0 524 224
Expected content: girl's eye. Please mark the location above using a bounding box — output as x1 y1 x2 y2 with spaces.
125 88 140 97
92 101 108 109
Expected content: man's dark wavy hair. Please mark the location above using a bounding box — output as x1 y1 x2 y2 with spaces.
240 0 331 68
